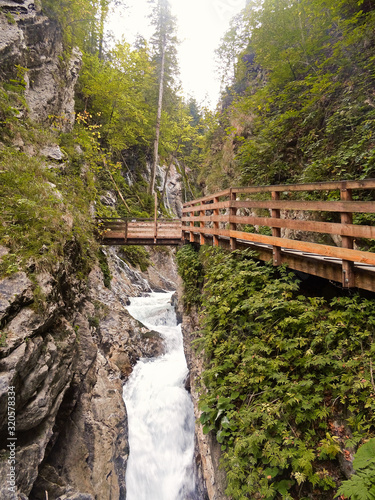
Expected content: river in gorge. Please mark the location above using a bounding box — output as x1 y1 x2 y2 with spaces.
123 291 198 500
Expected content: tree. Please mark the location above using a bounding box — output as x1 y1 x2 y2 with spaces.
148 0 179 194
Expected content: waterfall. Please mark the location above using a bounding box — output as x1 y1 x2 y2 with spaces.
123 292 197 500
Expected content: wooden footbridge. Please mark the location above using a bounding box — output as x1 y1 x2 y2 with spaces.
97 179 375 292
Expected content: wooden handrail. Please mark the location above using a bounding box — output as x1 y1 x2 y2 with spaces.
182 179 375 288
183 178 375 206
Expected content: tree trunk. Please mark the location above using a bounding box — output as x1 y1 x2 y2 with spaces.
160 156 174 210
149 42 166 195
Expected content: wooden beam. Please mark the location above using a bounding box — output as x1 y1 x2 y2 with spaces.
189 226 375 265
231 200 375 213
181 215 375 239
182 200 231 213
226 178 375 195
271 191 281 266
230 189 237 250
341 188 355 287
213 196 219 247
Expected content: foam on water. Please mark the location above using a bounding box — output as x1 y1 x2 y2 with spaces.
123 292 196 500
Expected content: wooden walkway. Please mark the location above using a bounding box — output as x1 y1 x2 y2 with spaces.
97 218 182 246
98 178 375 292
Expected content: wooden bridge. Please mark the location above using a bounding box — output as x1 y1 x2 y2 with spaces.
98 178 375 292
97 217 182 246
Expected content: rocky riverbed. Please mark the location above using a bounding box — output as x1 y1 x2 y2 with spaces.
0 244 179 499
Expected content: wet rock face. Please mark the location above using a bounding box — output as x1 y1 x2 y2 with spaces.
0 246 129 500
86 249 165 379
0 1 81 130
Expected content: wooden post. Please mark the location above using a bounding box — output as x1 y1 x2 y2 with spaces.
200 204 205 246
213 196 219 247
230 189 237 250
190 205 195 243
341 188 355 287
124 219 128 244
154 192 158 243
271 191 281 266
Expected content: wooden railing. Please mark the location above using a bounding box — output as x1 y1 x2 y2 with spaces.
182 179 375 288
97 217 182 245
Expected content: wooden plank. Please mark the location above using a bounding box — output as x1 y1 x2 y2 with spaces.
183 189 231 207
230 178 375 195
231 200 375 213
230 189 237 250
182 215 375 239
182 201 231 213
190 226 375 265
184 227 232 238
271 191 281 266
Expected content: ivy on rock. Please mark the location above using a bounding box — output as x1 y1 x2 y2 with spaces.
177 245 375 499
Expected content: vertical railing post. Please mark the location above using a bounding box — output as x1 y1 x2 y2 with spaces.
200 203 205 246
271 191 281 266
341 188 355 287
213 196 219 247
230 189 237 250
190 204 195 243
124 218 128 244
154 192 158 243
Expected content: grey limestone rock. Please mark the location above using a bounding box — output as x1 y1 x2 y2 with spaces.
0 271 33 324
0 2 81 131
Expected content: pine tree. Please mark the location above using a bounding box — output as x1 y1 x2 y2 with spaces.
148 0 179 194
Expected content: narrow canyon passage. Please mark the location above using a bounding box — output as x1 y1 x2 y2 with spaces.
123 292 197 500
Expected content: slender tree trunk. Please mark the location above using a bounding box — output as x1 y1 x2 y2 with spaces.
149 42 166 194
98 0 108 60
160 155 174 210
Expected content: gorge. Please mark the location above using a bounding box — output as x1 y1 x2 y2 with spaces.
1 1 375 499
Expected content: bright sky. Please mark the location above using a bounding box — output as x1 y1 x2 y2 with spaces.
109 0 247 109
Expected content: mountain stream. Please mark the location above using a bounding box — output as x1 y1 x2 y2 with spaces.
123 292 197 500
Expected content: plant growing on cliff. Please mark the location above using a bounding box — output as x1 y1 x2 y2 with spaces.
336 438 375 500
181 247 375 499
120 246 151 272
176 245 203 310
199 0 375 192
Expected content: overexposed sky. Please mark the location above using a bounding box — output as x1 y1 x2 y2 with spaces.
109 0 247 108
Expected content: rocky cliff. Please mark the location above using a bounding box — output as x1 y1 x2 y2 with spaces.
0 0 80 130
0 242 176 499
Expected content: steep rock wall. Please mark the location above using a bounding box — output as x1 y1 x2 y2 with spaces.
0 0 80 130
0 244 168 499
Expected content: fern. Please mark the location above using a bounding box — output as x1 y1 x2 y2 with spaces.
336 439 375 500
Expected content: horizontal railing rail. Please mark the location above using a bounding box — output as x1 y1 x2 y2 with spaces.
182 179 375 288
97 217 182 244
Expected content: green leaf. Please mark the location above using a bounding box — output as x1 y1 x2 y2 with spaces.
353 439 375 470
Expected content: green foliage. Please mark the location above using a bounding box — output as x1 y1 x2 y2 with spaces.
98 249 112 288
176 245 203 309
41 0 124 54
202 0 375 191
0 145 96 276
180 247 375 499
0 330 7 347
336 438 375 500
120 246 151 272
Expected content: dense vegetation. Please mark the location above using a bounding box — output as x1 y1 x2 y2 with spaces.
199 0 375 192
0 0 205 279
177 245 375 499
0 81 97 278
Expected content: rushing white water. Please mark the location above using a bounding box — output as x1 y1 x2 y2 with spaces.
123 292 196 500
